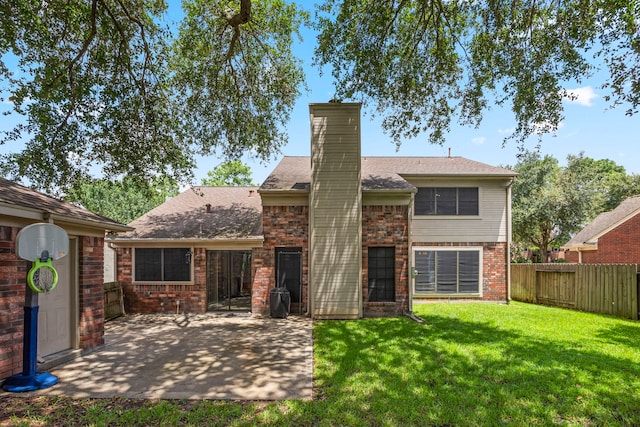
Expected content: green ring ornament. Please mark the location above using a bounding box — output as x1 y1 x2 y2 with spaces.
27 258 58 293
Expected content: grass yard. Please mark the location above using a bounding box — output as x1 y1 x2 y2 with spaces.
2 302 639 426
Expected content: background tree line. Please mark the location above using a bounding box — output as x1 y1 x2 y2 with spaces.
508 151 640 262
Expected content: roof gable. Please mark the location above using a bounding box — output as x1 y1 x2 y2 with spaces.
564 195 640 249
0 177 128 231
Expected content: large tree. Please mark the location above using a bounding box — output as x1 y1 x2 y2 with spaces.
315 0 639 146
0 0 306 194
1 0 637 192
510 151 591 260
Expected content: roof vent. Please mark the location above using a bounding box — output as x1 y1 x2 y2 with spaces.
205 203 212 213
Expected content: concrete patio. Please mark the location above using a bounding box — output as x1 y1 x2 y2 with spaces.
11 313 313 401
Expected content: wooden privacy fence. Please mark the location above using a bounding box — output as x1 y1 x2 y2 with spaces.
104 281 125 320
511 264 639 320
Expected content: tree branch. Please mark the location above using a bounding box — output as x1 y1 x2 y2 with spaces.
46 0 98 92
224 0 252 61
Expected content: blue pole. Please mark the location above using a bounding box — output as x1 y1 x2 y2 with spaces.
2 267 59 392
23 305 39 377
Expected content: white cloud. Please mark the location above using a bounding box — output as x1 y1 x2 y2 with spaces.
471 136 486 145
497 127 515 135
563 86 598 107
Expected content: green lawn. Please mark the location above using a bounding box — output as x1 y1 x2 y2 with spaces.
2 302 640 426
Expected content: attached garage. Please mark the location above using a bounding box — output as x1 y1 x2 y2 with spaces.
0 178 130 381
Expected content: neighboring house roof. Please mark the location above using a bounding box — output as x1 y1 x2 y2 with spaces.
563 195 640 250
260 156 517 192
0 177 130 231
113 186 263 241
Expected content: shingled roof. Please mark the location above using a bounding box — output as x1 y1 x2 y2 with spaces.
259 156 516 192
0 177 129 231
114 186 263 241
563 195 640 250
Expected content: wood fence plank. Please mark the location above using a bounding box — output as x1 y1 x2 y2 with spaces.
510 263 639 320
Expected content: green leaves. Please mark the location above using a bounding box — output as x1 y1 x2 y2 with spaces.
0 0 308 193
200 159 256 186
510 151 640 258
64 175 179 224
314 0 639 146
1 0 638 194
171 0 308 161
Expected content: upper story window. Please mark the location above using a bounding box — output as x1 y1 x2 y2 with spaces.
414 187 479 216
135 248 191 282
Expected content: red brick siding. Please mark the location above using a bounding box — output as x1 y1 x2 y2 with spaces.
253 205 309 316
78 236 105 350
566 215 640 264
412 242 508 302
362 205 410 315
117 247 207 313
0 226 27 379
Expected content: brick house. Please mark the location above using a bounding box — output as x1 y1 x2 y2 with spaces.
112 103 516 319
563 195 640 263
110 186 263 314
0 178 129 381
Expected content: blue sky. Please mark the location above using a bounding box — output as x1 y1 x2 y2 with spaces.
2 2 638 187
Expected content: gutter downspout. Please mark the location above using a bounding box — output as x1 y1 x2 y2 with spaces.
506 178 515 304
404 190 425 322
408 191 415 314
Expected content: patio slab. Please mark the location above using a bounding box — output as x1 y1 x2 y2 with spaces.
7 313 313 401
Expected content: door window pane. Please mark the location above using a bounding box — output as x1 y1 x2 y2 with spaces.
368 247 395 302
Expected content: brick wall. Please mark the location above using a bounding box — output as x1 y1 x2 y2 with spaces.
0 226 27 379
412 241 508 302
565 215 640 264
78 236 106 350
254 205 309 316
117 247 207 313
362 205 410 315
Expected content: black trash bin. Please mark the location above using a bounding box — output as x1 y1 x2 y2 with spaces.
270 287 290 318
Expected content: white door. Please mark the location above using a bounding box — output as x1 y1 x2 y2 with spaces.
38 244 73 357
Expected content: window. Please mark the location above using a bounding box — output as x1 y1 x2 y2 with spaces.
368 247 395 302
414 187 479 215
135 248 191 282
414 249 480 294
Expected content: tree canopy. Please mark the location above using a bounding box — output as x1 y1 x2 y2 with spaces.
64 175 179 224
510 151 640 261
1 0 637 193
201 160 256 186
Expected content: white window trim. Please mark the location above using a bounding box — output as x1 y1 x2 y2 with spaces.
412 246 483 297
